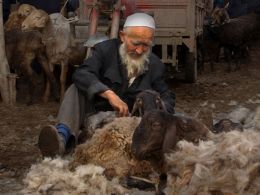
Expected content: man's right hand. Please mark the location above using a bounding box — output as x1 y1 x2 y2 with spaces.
99 90 129 117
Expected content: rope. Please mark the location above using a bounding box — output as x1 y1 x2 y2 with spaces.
60 0 70 15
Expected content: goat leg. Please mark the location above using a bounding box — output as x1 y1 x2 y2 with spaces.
38 54 59 102
23 63 38 105
210 60 215 72
224 48 232 72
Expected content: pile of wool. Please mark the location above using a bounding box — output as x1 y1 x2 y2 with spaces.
22 157 127 194
164 130 260 194
227 106 260 130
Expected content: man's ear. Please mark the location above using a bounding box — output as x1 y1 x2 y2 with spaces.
119 31 125 42
162 122 177 154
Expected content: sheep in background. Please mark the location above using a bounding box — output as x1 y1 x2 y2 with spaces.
164 130 260 194
5 30 58 104
21 10 87 100
131 90 166 117
208 11 259 71
4 4 36 31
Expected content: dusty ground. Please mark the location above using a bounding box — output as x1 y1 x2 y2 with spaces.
0 40 259 194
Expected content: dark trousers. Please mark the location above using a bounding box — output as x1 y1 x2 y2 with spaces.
57 84 91 138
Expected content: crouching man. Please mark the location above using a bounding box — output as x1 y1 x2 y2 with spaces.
38 12 175 157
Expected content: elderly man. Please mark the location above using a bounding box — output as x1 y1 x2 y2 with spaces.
38 13 175 157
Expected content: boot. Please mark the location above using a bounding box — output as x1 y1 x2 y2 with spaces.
38 125 66 157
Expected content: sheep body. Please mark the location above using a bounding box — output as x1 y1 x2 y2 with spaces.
4 4 36 32
206 12 259 71
5 30 57 103
22 116 158 194
22 10 87 100
72 116 156 179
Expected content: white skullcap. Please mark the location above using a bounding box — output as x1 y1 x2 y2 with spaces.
124 13 155 29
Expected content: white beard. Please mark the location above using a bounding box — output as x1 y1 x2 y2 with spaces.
119 43 150 79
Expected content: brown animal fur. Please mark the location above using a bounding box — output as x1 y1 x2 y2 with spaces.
5 30 57 104
209 9 259 72
22 10 87 100
4 4 36 31
72 117 156 180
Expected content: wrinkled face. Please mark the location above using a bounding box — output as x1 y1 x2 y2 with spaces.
22 9 50 30
17 4 36 17
120 26 154 59
131 110 167 161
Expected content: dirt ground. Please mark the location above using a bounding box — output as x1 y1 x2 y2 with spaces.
0 39 259 194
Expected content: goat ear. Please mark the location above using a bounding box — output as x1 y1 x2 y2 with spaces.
131 101 138 116
131 98 142 116
157 97 167 112
224 2 229 9
162 122 177 154
224 8 230 23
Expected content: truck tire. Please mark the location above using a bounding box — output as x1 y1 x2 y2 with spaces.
185 52 197 83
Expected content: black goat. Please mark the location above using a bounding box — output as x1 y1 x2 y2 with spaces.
131 110 210 166
206 10 259 72
131 110 211 193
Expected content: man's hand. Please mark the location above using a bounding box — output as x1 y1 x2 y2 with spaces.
99 90 129 117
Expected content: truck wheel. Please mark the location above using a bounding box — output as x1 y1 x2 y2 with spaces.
185 52 197 83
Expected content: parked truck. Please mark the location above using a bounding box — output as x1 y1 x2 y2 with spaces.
71 0 205 82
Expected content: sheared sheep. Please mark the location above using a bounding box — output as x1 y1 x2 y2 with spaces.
4 4 36 32
163 130 260 194
131 110 212 169
22 116 159 193
72 116 157 181
131 90 166 117
5 30 58 104
21 9 87 100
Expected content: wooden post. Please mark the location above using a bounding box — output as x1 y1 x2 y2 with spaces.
0 0 16 106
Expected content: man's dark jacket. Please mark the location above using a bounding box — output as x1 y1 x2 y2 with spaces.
73 39 175 114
